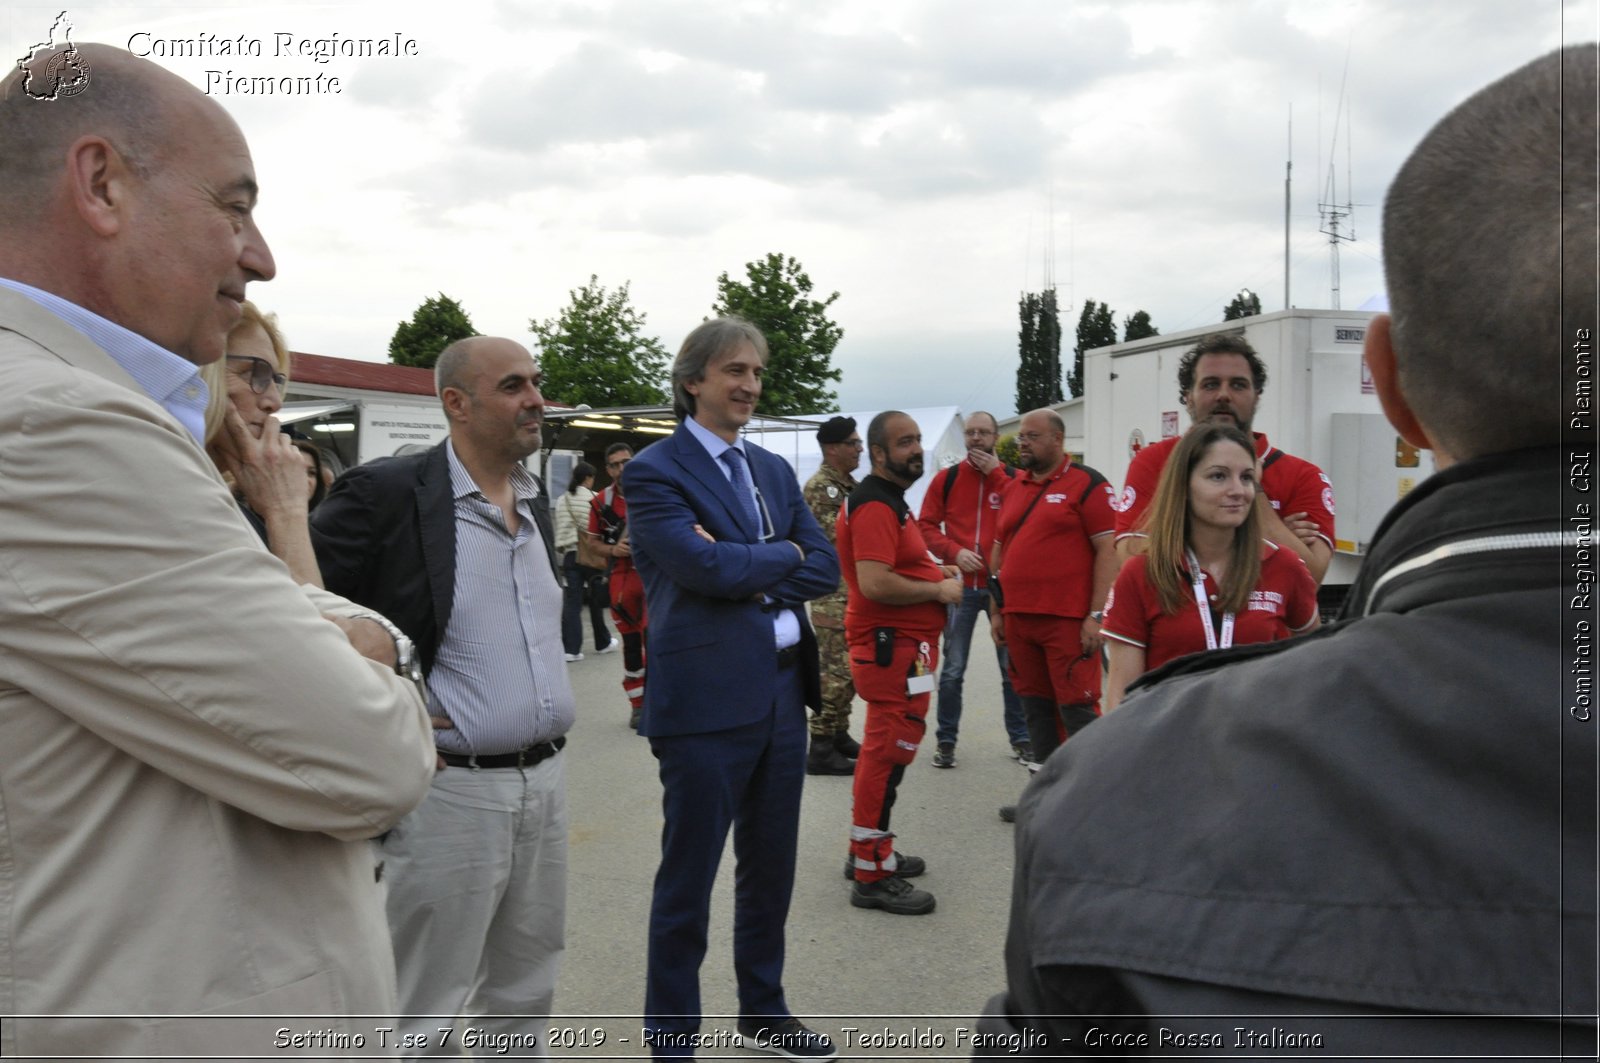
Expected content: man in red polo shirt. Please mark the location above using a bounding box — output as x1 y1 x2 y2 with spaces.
1115 333 1335 583
836 410 962 916
990 408 1118 779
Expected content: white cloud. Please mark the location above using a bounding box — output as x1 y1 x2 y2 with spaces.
6 0 1590 420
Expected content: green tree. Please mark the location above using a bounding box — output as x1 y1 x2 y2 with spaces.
1223 288 1263 321
996 432 1021 468
710 252 843 415
1015 289 1062 411
389 293 476 369
1123 310 1160 342
1071 299 1117 398
530 275 670 408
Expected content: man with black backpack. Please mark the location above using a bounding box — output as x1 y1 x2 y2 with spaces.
918 411 1031 768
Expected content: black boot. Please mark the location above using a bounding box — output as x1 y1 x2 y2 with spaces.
806 733 855 775
833 730 861 759
1020 695 1060 765
1059 702 1100 741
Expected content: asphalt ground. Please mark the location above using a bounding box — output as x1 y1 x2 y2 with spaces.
551 610 1030 1059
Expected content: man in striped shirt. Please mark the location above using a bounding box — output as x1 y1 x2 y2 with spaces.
313 335 576 1055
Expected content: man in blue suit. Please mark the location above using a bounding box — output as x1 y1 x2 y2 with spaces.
624 317 840 1062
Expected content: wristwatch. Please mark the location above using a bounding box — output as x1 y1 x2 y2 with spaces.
350 611 428 699
1087 610 1105 623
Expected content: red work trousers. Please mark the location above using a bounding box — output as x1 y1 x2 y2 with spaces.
847 632 937 883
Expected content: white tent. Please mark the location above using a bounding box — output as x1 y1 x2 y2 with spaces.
743 406 967 514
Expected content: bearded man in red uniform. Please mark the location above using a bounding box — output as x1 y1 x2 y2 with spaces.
1114 334 1335 584
835 411 962 916
990 408 1119 794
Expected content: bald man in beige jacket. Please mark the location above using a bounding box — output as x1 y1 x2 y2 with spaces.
0 43 435 1057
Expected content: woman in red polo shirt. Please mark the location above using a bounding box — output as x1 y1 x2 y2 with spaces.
1102 423 1319 712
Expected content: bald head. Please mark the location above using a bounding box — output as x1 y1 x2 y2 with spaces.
435 336 546 467
1016 408 1066 474
0 43 274 365
436 335 522 397
0 44 191 227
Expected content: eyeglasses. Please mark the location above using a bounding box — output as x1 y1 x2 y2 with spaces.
226 355 287 395
607 458 632 470
751 485 776 542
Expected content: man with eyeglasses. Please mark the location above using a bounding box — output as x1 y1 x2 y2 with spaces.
590 441 648 728
917 410 1030 769
801 415 864 775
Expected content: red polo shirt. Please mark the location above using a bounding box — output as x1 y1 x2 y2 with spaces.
1101 542 1319 670
994 460 1116 618
1115 432 1336 548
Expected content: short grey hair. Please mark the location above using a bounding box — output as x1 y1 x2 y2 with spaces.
1383 44 1596 459
434 336 482 398
671 317 768 420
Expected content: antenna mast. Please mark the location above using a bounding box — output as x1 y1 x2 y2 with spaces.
1318 46 1356 309
1045 187 1062 402
1284 106 1292 310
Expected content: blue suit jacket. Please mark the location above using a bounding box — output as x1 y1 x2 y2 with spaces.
624 423 839 737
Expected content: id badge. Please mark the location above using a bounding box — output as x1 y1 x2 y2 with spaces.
906 641 935 696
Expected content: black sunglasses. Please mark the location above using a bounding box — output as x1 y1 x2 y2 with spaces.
226 354 287 395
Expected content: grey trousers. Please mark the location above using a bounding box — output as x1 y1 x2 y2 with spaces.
381 753 568 1058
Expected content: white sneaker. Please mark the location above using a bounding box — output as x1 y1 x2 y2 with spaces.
564 652 584 663
597 640 620 655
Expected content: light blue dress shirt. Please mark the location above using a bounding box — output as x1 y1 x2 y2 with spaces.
683 416 802 650
0 276 209 443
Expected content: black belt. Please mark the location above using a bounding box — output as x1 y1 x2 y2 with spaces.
438 736 566 770
776 644 800 669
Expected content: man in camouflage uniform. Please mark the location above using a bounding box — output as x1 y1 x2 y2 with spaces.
802 416 863 775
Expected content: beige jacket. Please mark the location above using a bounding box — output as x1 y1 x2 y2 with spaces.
0 289 437 1057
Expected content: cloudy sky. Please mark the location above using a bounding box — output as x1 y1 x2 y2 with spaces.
5 0 1593 417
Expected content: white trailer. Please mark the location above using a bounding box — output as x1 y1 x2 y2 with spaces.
1081 308 1435 601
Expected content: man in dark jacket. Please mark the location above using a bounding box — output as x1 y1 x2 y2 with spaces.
312 336 576 1055
979 44 1597 1058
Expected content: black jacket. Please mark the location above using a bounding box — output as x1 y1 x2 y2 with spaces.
310 441 556 675
979 447 1596 1058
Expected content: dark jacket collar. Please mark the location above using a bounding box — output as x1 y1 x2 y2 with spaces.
1344 445 1565 618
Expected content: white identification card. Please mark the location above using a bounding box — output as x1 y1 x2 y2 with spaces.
906 673 935 696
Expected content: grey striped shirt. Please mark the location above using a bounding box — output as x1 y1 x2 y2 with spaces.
429 442 576 755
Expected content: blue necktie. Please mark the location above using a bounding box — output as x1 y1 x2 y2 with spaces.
721 448 761 536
